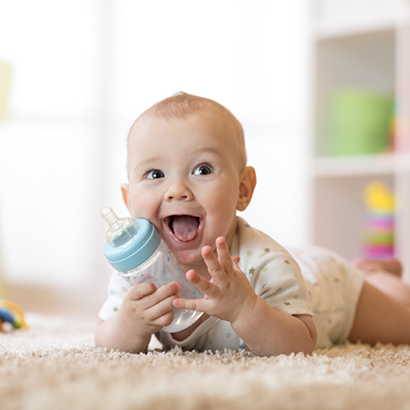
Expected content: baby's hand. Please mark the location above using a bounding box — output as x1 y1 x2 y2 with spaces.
173 237 257 325
117 280 181 341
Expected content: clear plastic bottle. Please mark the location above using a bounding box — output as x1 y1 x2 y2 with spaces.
101 208 204 332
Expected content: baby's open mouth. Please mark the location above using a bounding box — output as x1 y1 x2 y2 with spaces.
165 215 200 242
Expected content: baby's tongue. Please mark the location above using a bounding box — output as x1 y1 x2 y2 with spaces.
172 215 198 242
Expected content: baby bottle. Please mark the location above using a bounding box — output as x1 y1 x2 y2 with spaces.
101 207 204 332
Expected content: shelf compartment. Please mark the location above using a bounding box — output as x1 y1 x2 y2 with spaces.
313 153 396 177
312 153 410 177
313 16 400 41
312 175 395 261
311 0 410 40
314 29 396 157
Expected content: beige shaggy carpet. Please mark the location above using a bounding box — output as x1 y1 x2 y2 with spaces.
1 314 410 410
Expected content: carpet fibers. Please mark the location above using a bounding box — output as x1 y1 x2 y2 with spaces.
1 314 410 409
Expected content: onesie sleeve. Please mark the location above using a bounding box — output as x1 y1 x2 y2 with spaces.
252 250 313 316
235 218 313 317
98 271 131 321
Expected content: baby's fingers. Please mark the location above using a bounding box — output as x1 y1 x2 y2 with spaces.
173 272 212 312
173 297 206 312
185 269 220 299
216 237 235 271
127 281 157 301
128 281 181 307
201 247 227 285
147 294 179 327
204 237 234 279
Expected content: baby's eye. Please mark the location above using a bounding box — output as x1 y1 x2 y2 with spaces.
146 169 165 179
193 164 213 176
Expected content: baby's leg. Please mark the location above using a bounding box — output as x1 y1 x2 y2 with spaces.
349 260 410 344
349 281 410 344
353 258 409 307
352 258 403 277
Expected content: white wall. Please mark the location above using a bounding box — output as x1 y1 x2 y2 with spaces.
0 0 309 297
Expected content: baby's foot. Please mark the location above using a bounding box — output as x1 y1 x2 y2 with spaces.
352 258 403 278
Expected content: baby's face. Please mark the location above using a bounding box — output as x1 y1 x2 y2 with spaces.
123 113 243 270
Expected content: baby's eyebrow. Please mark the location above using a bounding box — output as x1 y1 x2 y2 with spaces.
128 156 164 178
134 156 163 167
191 147 222 157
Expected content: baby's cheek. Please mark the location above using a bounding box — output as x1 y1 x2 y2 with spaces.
128 192 156 220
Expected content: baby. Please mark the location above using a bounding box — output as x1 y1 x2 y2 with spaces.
95 92 410 356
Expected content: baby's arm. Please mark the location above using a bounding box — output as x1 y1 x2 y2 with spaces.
173 237 317 356
231 298 317 356
95 281 181 353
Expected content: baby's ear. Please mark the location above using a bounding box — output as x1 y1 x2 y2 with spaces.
237 166 257 212
120 183 131 212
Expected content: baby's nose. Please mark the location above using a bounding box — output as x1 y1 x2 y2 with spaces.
165 181 194 201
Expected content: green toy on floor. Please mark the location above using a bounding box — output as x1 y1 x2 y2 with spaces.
0 300 28 332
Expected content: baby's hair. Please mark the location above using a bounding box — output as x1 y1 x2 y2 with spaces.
128 92 247 169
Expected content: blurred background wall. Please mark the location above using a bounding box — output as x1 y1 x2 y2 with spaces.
0 0 309 313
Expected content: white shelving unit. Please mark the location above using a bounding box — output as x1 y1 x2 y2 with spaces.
309 0 410 281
